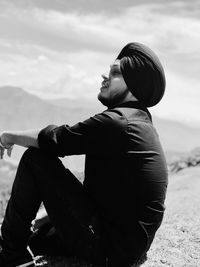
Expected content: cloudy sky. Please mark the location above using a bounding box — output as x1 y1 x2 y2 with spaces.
0 0 199 126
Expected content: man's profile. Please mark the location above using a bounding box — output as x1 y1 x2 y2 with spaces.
0 42 168 267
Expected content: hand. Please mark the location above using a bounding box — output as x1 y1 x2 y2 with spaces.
33 214 50 231
32 207 49 231
0 132 14 159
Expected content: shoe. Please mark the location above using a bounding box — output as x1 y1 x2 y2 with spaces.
0 237 34 267
28 222 66 257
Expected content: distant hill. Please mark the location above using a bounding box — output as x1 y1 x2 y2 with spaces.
0 86 75 131
153 117 200 157
0 85 200 164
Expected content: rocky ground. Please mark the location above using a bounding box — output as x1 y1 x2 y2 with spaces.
141 165 200 267
33 165 200 267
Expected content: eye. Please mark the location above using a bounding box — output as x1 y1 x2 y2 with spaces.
110 69 121 77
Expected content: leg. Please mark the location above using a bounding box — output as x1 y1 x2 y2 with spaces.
1 148 105 263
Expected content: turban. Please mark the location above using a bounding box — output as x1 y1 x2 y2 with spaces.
116 42 166 107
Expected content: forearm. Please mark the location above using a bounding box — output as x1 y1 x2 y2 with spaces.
1 129 40 148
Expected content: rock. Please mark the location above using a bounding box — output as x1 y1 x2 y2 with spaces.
34 254 147 267
35 255 94 266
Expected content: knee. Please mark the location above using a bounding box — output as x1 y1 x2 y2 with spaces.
21 148 51 166
21 147 62 168
22 147 42 161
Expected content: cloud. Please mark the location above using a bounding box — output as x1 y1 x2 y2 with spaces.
0 3 126 53
0 42 107 99
0 1 200 57
0 0 164 15
0 1 200 125
151 69 200 126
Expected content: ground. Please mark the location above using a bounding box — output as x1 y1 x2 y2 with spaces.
142 166 200 267
36 166 200 267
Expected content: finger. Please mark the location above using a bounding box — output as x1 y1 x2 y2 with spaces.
33 219 45 231
32 220 39 231
7 147 13 157
0 147 5 159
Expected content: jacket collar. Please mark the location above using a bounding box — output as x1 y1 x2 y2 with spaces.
109 101 152 122
110 100 145 109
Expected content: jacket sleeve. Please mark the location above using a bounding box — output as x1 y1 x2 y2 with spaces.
37 110 127 157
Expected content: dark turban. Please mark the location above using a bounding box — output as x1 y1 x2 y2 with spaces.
116 42 166 107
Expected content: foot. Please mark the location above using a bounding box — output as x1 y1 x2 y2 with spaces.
0 237 34 267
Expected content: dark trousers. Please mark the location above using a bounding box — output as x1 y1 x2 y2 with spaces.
1 148 106 265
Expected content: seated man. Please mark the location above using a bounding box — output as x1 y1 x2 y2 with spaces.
0 42 168 267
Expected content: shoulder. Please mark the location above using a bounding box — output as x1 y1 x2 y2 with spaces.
109 106 152 124
97 108 128 129
69 108 128 134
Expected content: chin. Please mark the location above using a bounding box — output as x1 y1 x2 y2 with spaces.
97 93 109 107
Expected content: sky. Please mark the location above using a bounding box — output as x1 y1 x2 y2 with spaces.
0 0 199 126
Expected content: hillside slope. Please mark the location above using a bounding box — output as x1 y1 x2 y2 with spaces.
0 86 73 131
142 166 200 267
36 166 200 266
153 117 200 155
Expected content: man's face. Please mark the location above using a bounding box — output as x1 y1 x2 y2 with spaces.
98 60 128 107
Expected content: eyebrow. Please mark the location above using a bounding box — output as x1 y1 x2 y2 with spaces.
110 64 121 70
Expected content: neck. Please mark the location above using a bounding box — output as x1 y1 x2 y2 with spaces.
108 91 137 108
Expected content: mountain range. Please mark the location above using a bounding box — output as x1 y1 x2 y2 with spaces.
0 85 200 166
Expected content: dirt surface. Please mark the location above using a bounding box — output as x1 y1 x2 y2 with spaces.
36 166 200 267
142 166 200 267
1 164 200 266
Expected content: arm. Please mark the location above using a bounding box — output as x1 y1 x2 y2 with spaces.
38 112 127 157
0 129 40 159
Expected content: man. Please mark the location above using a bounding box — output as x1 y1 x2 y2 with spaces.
0 42 168 267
